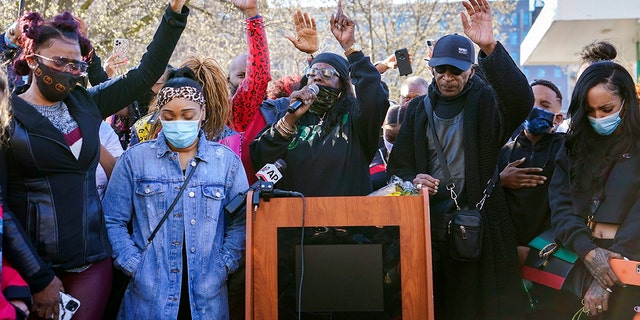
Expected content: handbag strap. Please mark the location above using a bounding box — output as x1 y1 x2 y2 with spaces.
146 159 200 246
424 96 498 210
424 96 453 183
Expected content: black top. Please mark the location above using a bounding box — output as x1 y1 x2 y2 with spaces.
497 132 564 245
0 5 188 292
387 42 534 319
250 51 389 197
550 140 640 260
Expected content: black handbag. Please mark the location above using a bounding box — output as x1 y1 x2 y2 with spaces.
424 96 498 262
448 209 484 261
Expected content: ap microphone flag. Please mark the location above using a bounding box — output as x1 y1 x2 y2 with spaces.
255 159 286 183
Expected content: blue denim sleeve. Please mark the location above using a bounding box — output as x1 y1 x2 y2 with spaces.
103 154 144 276
220 159 249 274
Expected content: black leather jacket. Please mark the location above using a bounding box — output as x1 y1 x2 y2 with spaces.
0 5 188 292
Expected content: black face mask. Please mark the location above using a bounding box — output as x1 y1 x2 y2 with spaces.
309 84 341 115
33 63 81 102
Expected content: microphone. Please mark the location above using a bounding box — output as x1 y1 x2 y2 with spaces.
287 84 319 114
224 159 287 217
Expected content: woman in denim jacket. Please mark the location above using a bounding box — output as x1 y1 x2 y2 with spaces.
103 68 248 320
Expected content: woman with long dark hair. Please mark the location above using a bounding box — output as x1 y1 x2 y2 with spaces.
550 61 640 319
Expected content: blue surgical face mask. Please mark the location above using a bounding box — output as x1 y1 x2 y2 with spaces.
588 100 624 136
523 107 555 136
161 115 201 149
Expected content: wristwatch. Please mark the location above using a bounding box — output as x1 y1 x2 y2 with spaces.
344 43 362 57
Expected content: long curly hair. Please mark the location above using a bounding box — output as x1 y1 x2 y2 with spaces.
148 56 231 141
13 11 93 77
566 61 640 193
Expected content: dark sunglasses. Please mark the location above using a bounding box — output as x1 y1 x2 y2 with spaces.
305 67 339 79
34 54 89 74
434 65 464 76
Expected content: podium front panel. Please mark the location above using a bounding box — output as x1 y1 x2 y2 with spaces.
246 194 433 320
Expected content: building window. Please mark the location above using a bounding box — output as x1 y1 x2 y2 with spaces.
537 68 546 78
509 31 519 46
523 11 530 26
510 52 520 65
554 67 563 78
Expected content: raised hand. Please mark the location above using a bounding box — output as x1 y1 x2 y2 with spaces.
230 0 258 18
285 10 318 54
460 0 496 54
170 0 187 13
330 0 356 50
105 53 130 78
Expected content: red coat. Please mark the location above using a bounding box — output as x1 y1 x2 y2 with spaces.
0 206 31 320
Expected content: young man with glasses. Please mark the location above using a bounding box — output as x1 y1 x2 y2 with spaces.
387 0 534 318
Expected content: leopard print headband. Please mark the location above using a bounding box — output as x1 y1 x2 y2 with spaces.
157 86 206 109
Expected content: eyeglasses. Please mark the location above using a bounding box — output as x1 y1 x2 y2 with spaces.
33 54 89 75
434 65 464 76
305 67 339 79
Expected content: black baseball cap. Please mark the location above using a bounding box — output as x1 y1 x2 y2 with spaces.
428 34 475 71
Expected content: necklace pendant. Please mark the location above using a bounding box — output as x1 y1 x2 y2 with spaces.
317 112 327 126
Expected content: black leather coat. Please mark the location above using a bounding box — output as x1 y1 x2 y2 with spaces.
0 5 188 292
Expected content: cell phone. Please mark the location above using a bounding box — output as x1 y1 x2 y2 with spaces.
426 39 435 48
426 39 435 61
59 292 80 320
610 258 640 286
394 48 412 76
112 38 130 62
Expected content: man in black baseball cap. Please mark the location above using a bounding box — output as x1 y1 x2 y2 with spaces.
388 0 534 318
429 33 475 71
427 33 476 97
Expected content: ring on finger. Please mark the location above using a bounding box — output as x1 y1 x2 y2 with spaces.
596 305 603 311
416 183 423 189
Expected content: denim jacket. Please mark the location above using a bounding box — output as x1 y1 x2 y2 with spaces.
103 131 248 320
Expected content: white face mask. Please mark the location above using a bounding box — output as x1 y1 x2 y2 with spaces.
588 99 624 136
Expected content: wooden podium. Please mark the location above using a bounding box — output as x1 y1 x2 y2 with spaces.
245 192 434 319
